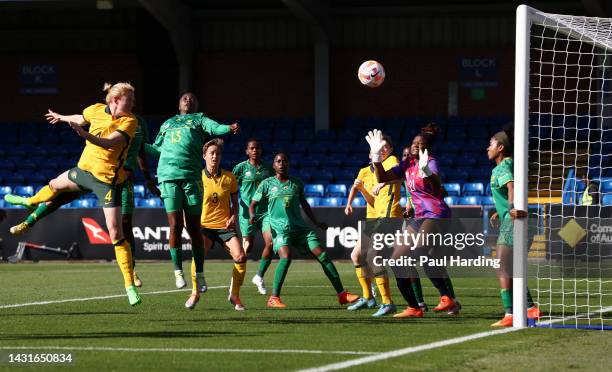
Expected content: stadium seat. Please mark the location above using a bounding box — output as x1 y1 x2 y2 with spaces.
142 198 162 208
351 197 366 207
14 185 34 196
482 196 495 205
463 182 484 196
602 194 612 206
600 178 612 193
325 184 347 197
304 184 324 197
134 184 146 198
319 197 345 207
443 183 461 197
459 196 482 205
306 196 321 206
75 198 97 208
0 186 11 196
444 196 459 206
300 158 320 168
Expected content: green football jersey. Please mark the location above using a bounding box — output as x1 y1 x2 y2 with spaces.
124 115 150 172
152 113 231 182
490 157 514 220
252 176 309 234
232 160 274 217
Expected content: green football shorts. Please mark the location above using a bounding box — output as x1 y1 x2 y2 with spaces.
272 228 321 254
68 167 122 208
160 179 203 215
497 216 513 247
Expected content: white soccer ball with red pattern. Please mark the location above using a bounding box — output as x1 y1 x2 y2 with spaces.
358 60 385 88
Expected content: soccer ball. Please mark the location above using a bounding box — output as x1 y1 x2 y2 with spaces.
358 60 385 88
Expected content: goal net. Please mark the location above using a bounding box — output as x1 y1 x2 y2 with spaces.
516 5 612 329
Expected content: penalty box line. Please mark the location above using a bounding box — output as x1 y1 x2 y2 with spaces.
300 305 612 372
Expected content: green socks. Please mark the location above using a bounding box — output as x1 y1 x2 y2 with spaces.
169 247 183 271
272 258 291 297
411 277 425 304
317 252 344 294
501 288 512 314
257 257 272 277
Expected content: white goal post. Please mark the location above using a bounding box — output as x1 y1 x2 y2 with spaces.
514 5 612 329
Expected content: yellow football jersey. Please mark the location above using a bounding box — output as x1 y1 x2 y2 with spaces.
356 165 377 219
374 155 402 218
77 103 137 185
201 168 238 229
356 155 402 219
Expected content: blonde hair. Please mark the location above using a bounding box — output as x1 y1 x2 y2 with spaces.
102 82 135 104
203 138 224 154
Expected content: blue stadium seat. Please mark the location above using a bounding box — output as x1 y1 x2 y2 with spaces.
444 196 459 206
325 184 347 197
294 128 315 142
319 197 345 207
134 197 145 207
306 196 321 206
459 196 482 205
75 198 97 208
134 184 146 198
485 183 492 195
28 173 47 185
14 185 34 196
0 186 11 196
308 143 329 155
482 196 495 205
316 129 336 143
351 197 366 207
141 198 162 208
304 184 324 197
445 169 469 183
463 182 484 196
274 128 293 142
0 160 15 171
600 178 612 193
443 183 461 197
602 194 612 206
297 170 312 183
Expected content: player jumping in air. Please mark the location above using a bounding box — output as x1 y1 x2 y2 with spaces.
250 152 359 308
185 138 247 310
148 92 239 291
344 134 399 317
5 82 142 306
367 124 460 318
487 124 541 327
8 111 158 288
232 139 274 295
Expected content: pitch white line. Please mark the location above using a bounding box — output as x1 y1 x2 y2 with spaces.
298 328 519 372
300 306 612 372
0 346 374 356
0 287 225 309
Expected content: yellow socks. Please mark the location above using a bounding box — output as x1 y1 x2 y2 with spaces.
114 239 134 288
231 262 246 297
28 185 58 205
375 275 393 305
355 266 373 299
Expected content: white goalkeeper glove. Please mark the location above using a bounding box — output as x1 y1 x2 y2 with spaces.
365 129 384 163
418 148 432 178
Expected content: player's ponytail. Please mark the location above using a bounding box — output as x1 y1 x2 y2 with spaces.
419 122 440 147
493 122 514 156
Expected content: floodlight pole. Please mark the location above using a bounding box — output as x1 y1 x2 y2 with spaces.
513 4 530 328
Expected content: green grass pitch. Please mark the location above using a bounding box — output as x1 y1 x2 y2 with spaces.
0 261 610 371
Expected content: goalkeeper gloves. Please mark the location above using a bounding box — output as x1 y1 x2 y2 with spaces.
365 129 384 162
418 148 432 178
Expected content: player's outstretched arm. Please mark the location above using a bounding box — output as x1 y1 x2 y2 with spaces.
45 109 86 126
69 126 128 149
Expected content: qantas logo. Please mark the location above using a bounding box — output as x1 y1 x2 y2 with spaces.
81 218 112 245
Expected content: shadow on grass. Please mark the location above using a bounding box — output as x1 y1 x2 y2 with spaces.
0 330 255 341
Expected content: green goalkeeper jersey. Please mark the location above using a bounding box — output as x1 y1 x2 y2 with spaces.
491 157 514 220
252 176 309 234
152 113 231 182
124 115 150 172
232 160 274 217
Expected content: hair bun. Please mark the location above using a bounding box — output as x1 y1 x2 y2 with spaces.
102 82 113 92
